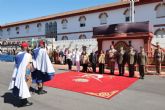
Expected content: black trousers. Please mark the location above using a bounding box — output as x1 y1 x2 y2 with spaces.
67 59 72 70
118 64 125 76
91 63 96 73
99 63 105 74
128 64 135 77
139 65 145 78
82 64 88 72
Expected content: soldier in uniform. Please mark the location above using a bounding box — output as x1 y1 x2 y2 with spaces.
127 46 137 77
137 47 147 79
116 47 127 76
108 45 117 75
89 50 97 73
154 44 163 74
98 50 105 74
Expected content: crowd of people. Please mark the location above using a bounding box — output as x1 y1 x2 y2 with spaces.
51 44 164 80
7 40 164 107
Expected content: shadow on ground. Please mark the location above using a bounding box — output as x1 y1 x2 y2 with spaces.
1 92 21 107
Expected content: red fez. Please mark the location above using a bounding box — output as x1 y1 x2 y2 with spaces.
39 40 45 46
21 42 28 48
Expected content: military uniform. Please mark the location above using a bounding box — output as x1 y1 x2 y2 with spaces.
127 50 137 77
137 51 147 79
116 49 126 76
154 48 163 74
108 49 117 75
89 52 97 73
98 53 105 74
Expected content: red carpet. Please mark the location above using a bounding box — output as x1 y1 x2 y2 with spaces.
44 71 138 99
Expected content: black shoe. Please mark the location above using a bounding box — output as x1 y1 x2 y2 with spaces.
38 90 47 95
18 99 33 107
139 77 144 79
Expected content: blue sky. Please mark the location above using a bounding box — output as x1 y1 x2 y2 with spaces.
0 0 117 25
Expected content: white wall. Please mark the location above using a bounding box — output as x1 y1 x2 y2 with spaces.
1 1 164 42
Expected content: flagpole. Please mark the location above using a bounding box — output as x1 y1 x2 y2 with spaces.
129 0 132 22
131 0 135 22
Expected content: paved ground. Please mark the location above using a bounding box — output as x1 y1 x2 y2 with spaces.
0 62 165 110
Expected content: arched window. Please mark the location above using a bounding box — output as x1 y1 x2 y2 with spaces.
62 36 68 40
99 12 108 25
15 27 19 34
61 19 68 29
25 25 29 33
123 8 130 22
37 23 42 32
155 28 165 38
155 3 165 18
79 34 86 39
7 28 10 35
79 16 86 27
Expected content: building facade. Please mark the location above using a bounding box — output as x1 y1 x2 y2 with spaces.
0 0 165 48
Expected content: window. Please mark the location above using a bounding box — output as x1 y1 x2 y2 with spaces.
79 16 86 27
0 30 2 36
79 34 86 39
155 28 165 38
61 19 68 29
7 28 10 35
45 23 49 34
124 8 130 22
155 3 165 18
37 23 42 32
62 36 68 40
99 12 108 25
25 25 29 33
16 27 19 34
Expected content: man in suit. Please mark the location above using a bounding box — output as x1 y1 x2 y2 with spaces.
89 50 97 73
127 46 137 77
116 47 127 76
137 47 147 79
108 45 117 75
154 44 164 74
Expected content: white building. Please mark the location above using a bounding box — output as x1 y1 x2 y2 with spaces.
0 0 165 49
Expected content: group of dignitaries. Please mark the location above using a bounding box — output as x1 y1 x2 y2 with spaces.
8 40 55 107
7 40 163 107
66 44 163 80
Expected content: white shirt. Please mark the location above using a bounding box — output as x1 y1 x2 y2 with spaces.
75 51 81 62
67 53 72 59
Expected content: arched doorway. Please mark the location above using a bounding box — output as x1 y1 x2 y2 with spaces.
114 41 130 51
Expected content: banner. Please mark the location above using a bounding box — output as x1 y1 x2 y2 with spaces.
0 54 15 62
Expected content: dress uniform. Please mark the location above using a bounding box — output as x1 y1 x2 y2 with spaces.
108 45 117 75
81 51 89 73
127 47 137 77
9 42 33 107
116 47 126 76
32 40 55 95
89 51 97 73
137 47 147 79
154 45 163 74
98 50 105 74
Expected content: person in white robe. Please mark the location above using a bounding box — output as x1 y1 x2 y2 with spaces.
32 40 55 95
8 42 33 107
